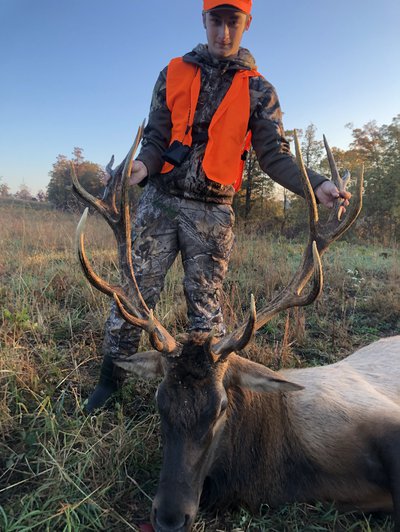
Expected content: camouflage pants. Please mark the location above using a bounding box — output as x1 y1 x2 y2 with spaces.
103 184 235 360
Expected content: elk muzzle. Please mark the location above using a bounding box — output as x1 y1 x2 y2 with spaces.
151 482 200 532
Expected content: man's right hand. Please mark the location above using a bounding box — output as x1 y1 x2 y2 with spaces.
129 160 148 185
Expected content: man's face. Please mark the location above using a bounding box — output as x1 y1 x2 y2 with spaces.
203 9 252 59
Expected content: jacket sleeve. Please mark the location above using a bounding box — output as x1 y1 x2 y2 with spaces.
136 66 172 178
249 77 327 197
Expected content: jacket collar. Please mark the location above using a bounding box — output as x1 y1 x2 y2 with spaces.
183 43 257 72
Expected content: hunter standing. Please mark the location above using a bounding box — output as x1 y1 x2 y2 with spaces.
85 0 350 412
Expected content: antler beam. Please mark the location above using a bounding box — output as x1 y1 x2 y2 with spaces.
212 131 363 357
72 124 178 355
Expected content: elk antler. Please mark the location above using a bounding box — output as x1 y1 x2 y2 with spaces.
72 124 178 354
212 131 363 358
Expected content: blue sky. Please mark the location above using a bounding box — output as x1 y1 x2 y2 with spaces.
1 0 399 194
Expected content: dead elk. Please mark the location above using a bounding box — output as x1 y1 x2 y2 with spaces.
72 129 400 532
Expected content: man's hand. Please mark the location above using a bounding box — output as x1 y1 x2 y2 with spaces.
129 160 148 185
314 180 351 209
102 159 148 186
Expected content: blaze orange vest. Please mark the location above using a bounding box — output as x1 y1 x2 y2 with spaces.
161 57 260 190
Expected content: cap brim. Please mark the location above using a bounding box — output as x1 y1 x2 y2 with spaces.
207 5 246 12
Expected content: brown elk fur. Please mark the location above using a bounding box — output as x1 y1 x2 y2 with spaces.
118 335 400 530
208 336 400 514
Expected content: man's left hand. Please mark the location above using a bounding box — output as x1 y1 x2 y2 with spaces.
314 180 351 209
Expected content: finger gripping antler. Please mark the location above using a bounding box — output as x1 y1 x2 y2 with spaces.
317 135 363 251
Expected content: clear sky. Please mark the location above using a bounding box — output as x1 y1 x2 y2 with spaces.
1 0 399 194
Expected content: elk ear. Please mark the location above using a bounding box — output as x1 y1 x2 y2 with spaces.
114 351 164 380
230 355 304 393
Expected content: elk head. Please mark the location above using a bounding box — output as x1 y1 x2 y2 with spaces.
72 128 363 532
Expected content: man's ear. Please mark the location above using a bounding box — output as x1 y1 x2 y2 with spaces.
202 12 207 29
245 14 252 31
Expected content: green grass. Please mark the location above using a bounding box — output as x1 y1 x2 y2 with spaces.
1 202 399 531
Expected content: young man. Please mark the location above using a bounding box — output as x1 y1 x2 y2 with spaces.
85 0 350 412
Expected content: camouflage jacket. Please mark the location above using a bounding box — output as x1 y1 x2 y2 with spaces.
137 44 327 205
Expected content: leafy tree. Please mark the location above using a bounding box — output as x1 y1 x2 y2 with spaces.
301 123 324 170
284 129 303 143
377 115 400 240
36 190 47 202
233 146 276 220
280 129 306 234
344 119 396 241
15 184 33 201
346 120 384 167
235 116 400 243
47 147 105 210
243 146 271 218
319 146 363 177
0 179 10 198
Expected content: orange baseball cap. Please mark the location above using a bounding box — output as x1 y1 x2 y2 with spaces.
203 1 252 14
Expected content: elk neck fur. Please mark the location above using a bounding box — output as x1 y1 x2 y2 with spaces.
201 336 400 513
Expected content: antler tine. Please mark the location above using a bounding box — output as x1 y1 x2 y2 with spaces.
327 163 363 240
102 121 146 216
102 154 124 218
120 121 146 269
105 154 115 176
122 120 146 189
324 135 351 223
76 205 178 352
253 241 323 327
116 122 153 315
72 122 146 227
323 134 341 188
209 294 257 361
295 130 319 237
76 207 142 320
113 294 178 354
76 207 119 297
212 241 323 357
71 162 115 222
292 129 322 287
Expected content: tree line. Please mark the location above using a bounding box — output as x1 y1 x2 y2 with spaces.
0 147 106 208
235 114 400 243
2 114 398 243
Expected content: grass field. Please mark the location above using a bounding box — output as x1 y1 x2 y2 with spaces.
1 201 399 531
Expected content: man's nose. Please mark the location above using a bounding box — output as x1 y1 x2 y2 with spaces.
218 23 230 41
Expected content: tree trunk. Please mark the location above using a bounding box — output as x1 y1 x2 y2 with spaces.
245 148 255 219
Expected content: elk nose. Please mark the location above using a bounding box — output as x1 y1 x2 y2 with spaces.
152 508 190 532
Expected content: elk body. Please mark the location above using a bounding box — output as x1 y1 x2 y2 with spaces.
125 335 400 531
72 128 400 531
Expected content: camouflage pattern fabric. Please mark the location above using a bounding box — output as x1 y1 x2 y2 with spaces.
104 44 328 360
137 44 327 204
103 184 235 360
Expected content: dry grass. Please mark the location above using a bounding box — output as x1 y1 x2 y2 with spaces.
0 201 399 531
